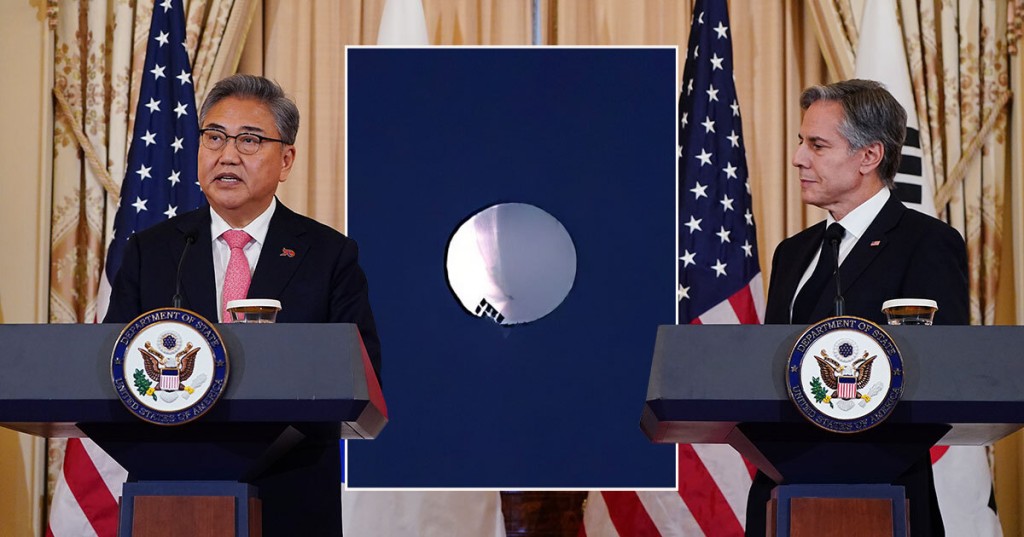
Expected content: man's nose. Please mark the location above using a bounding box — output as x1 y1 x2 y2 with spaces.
218 139 243 163
792 143 809 168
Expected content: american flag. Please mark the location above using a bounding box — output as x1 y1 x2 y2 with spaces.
675 1 763 326
48 1 203 535
104 0 204 286
581 1 762 535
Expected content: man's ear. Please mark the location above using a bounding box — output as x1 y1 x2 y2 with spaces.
859 141 884 175
279 145 296 183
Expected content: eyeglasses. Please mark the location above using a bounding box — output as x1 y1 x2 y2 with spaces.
199 128 289 155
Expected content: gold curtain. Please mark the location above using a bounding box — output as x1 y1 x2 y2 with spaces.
238 0 532 232
239 0 352 228
900 2 1016 528
50 0 125 325
898 0 1014 531
900 0 1011 326
805 0 859 80
1002 6 1024 529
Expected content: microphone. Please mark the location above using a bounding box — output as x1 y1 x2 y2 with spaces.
825 223 846 316
172 231 197 308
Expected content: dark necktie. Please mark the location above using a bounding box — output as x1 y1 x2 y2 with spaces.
791 223 845 324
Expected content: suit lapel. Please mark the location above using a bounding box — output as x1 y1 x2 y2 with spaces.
837 195 903 291
248 203 309 300
810 195 905 320
779 222 827 322
177 209 218 320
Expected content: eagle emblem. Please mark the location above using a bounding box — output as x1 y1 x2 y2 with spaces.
787 316 904 433
812 349 876 404
112 307 229 425
131 331 208 402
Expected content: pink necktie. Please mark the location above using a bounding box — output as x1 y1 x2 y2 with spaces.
221 230 252 322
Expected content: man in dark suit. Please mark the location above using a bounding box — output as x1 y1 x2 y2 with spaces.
105 74 379 536
745 80 968 536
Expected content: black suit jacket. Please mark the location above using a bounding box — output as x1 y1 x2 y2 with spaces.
104 201 381 379
104 201 372 535
747 194 968 537
764 194 969 326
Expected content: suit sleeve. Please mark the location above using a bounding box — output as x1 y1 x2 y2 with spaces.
103 234 143 323
329 238 382 382
900 224 969 325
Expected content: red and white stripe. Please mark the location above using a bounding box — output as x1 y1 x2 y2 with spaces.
581 445 756 537
49 264 129 537
691 275 764 325
46 439 127 537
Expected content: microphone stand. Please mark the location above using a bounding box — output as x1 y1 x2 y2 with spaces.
172 233 197 308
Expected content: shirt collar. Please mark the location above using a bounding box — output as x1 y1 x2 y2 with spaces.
210 197 277 245
826 187 890 241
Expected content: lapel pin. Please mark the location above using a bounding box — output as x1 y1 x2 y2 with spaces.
280 248 295 258
870 240 881 247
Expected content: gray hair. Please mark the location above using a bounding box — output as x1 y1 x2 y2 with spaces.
800 79 906 188
200 74 300 145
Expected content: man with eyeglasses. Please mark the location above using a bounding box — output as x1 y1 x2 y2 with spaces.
105 74 379 536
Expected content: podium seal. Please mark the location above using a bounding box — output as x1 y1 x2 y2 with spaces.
786 316 903 434
111 308 229 425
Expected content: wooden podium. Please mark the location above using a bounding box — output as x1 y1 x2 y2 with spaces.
0 323 386 537
642 324 1024 536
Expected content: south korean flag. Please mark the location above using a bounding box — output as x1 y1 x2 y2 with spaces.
854 0 936 217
